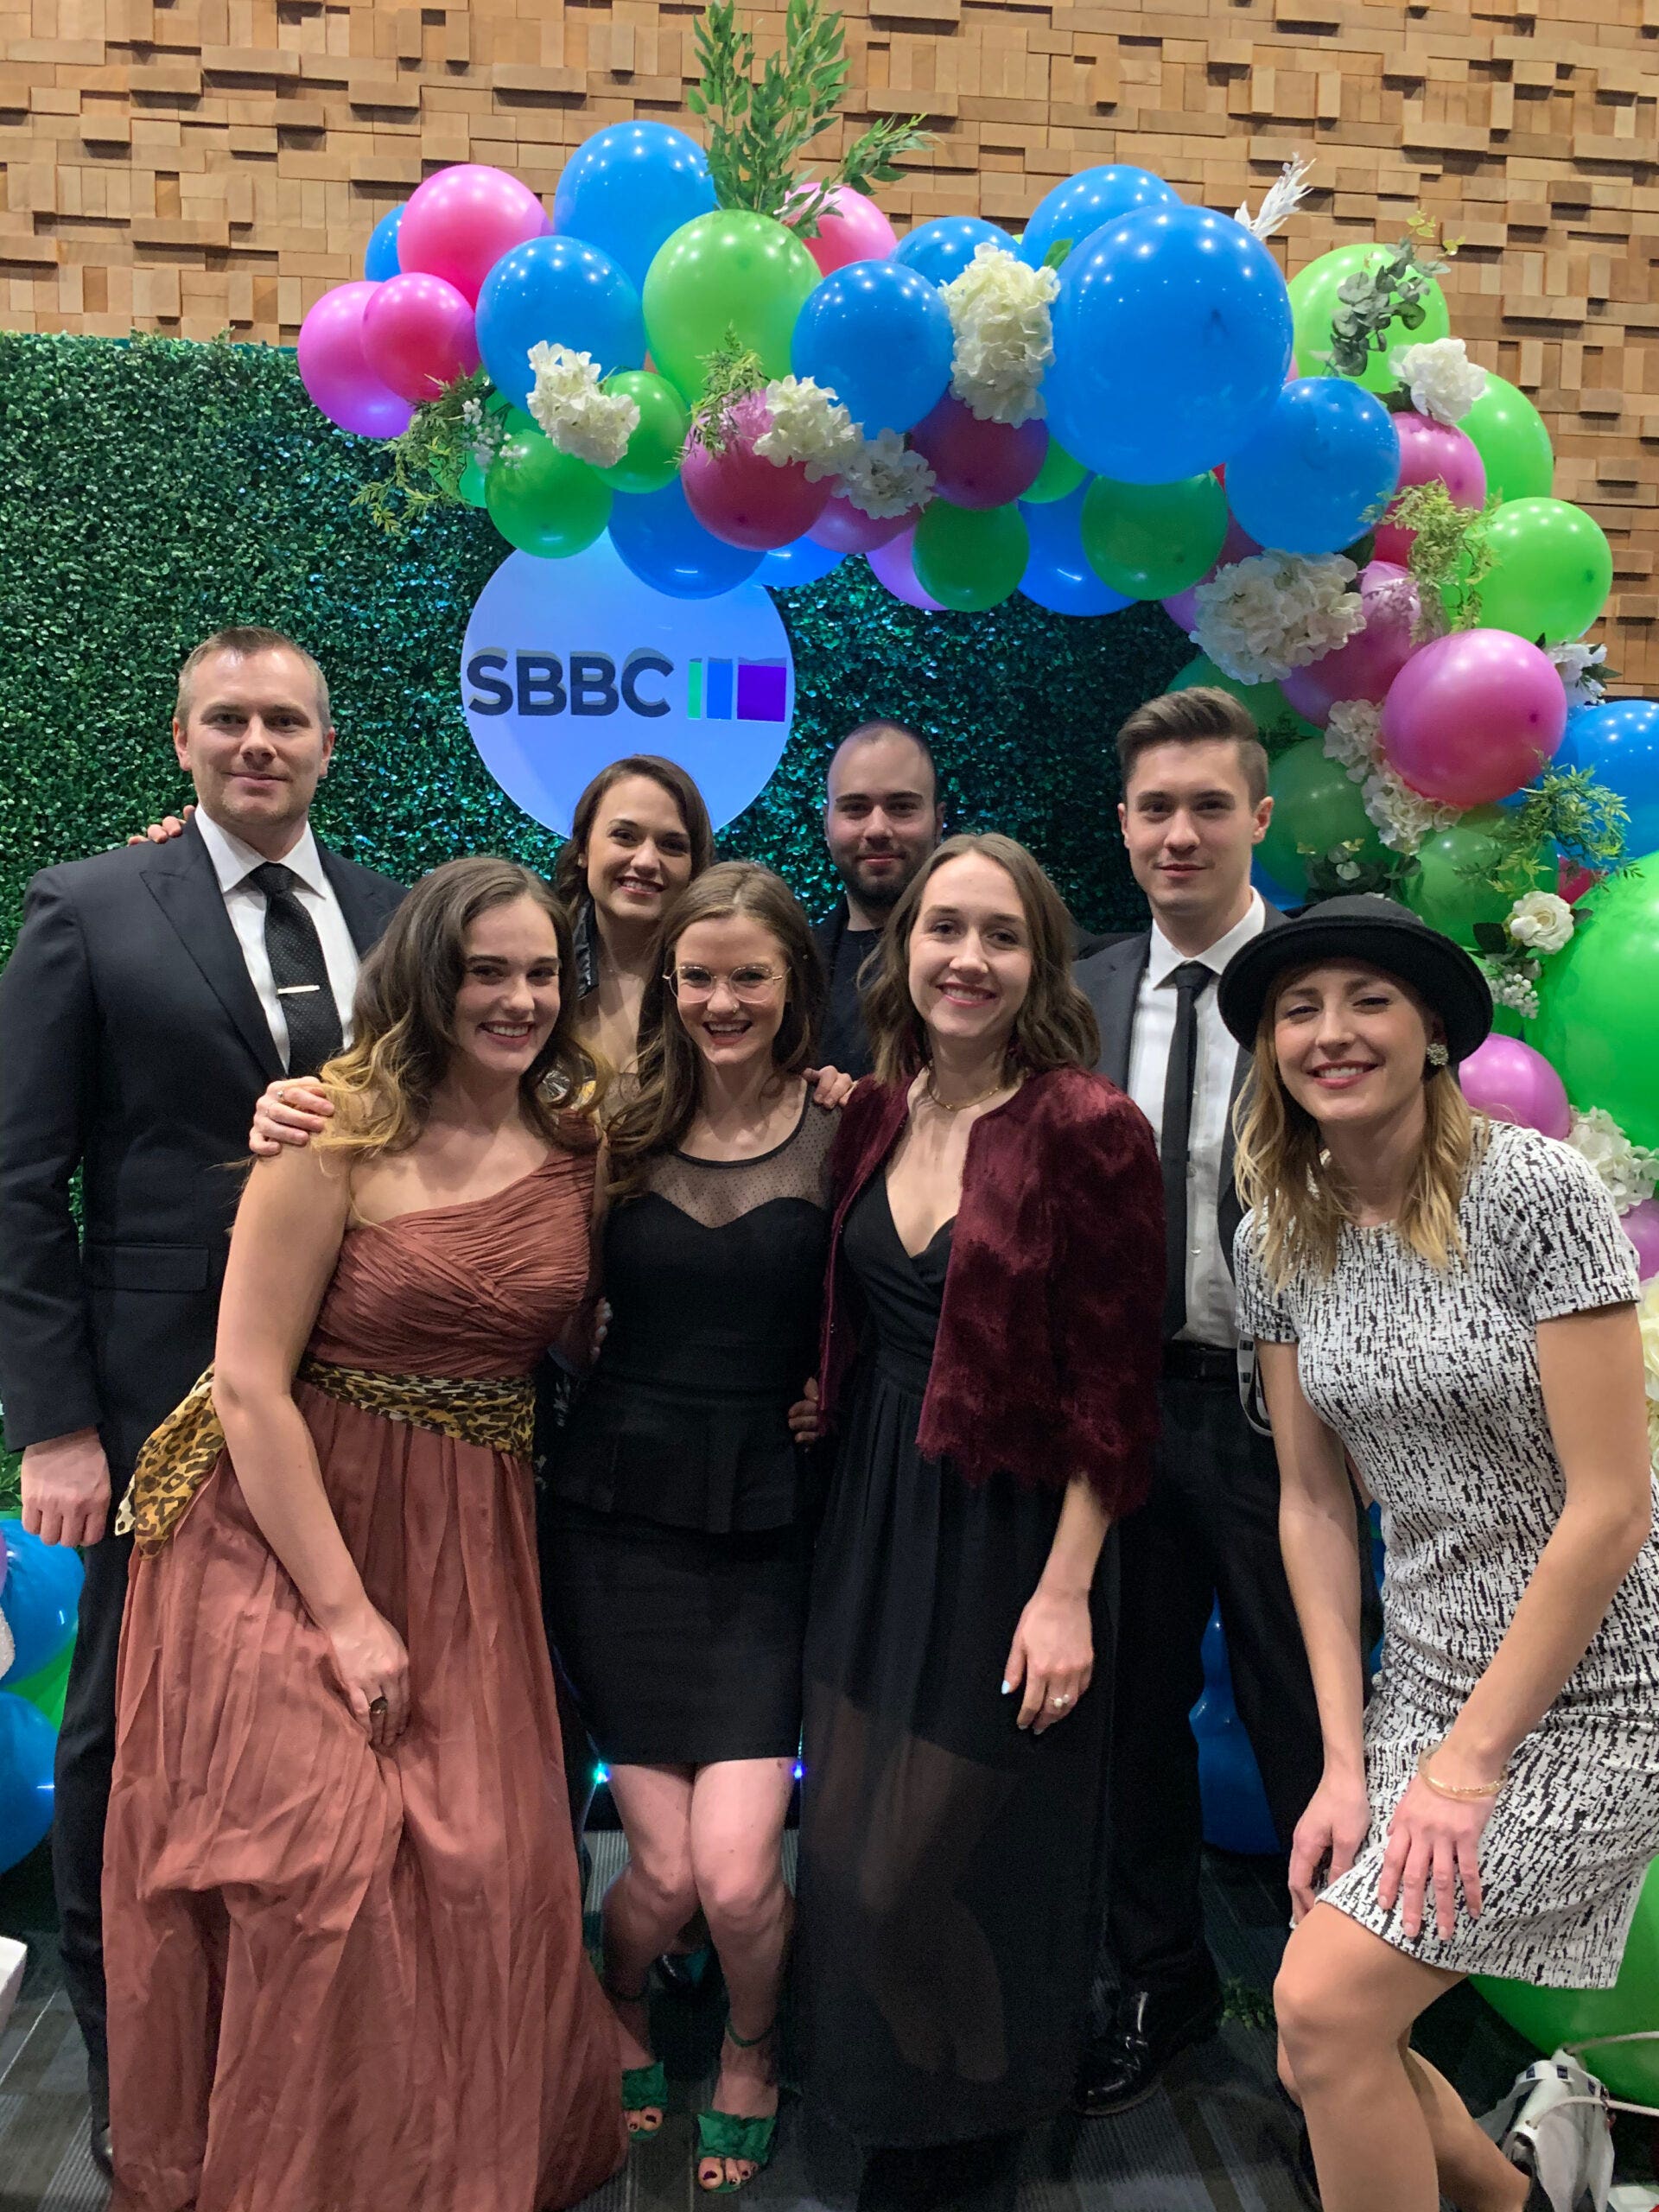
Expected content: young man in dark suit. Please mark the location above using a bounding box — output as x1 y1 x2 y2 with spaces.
1073 686 1374 2118
0 627 403 2172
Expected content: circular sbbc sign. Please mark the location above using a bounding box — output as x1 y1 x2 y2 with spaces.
460 539 796 834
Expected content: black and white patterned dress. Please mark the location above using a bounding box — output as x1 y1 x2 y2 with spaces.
1236 1118 1659 1986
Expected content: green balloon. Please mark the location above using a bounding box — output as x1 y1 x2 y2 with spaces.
486 428 612 560
912 499 1029 613
598 370 690 495
1287 244 1450 396
1257 738 1387 893
1461 372 1554 505
1478 496 1611 644
1532 850 1659 1149
642 212 820 402
7 1636 73 1728
1403 808 1555 948
1168 655 1320 748
1022 437 1086 506
1081 473 1228 601
457 454 488 509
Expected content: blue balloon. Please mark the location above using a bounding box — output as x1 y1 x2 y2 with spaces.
1018 164 1178 270
1045 207 1294 484
552 123 717 296
363 204 404 283
1252 855 1300 911
791 260 953 436
892 214 1015 288
0 1691 56 1876
756 536 846 588
1017 481 1132 616
474 235 645 410
1224 378 1401 557
1190 1606 1279 1854
0 1520 82 1684
608 479 763 601
1560 698 1659 856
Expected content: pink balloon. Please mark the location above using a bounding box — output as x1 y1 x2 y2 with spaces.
867 523 944 610
1161 516 1261 633
802 184 899 276
1280 560 1421 725
361 271 480 404
810 491 914 554
1458 1033 1572 1141
681 392 832 550
1381 630 1566 808
398 163 549 306
1621 1198 1659 1284
1373 411 1487 564
296 282 414 439
910 394 1047 510
1559 860 1597 905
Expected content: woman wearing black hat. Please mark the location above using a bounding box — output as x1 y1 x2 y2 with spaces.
1218 894 1659 2212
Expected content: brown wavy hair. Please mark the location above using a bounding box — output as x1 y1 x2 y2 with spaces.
550 754 716 911
1233 962 1485 1286
862 832 1100 1085
315 857 598 1163
605 861 826 1196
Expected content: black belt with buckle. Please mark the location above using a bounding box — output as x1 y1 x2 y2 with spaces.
1161 1340 1237 1384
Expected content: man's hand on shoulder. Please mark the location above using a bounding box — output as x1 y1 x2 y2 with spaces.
126 804 194 848
21 1427 111 1548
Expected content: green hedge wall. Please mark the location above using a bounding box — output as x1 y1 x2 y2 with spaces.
0 333 1190 954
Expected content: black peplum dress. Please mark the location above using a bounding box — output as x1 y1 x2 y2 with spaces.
798 1173 1116 2148
543 1097 836 1768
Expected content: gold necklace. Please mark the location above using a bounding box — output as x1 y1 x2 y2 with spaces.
923 1071 1009 1114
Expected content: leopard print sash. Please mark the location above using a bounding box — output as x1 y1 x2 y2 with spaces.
117 1357 537 1555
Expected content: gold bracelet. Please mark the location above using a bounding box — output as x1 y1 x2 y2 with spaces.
1415 1745 1507 1801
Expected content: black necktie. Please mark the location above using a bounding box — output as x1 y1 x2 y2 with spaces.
1160 961 1211 1341
249 861 343 1078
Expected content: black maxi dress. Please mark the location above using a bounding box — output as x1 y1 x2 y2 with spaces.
798 1174 1116 2148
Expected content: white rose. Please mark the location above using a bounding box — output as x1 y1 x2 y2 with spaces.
1392 338 1488 427
1506 889 1574 957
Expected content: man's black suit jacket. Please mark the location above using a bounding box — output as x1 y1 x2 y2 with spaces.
1073 904 1286 1286
0 817 404 1477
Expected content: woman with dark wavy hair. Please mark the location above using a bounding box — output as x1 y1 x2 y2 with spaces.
797 832 1165 2212
101 856 626 2212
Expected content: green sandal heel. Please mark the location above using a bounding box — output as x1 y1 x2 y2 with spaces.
605 1979 667 2141
696 2018 779 2196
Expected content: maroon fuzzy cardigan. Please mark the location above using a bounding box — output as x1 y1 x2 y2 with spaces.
817 1065 1165 1515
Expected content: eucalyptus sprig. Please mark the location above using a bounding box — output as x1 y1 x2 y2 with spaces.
1300 837 1408 900
687 331 767 456
352 369 494 537
1321 213 1460 381
1388 480 1500 637
688 0 928 232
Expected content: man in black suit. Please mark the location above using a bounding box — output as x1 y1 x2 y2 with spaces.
1073 685 1373 2117
0 626 403 2171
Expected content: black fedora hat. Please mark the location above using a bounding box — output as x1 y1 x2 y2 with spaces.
1217 894 1494 1065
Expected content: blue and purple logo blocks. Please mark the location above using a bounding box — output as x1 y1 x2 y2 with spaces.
686 657 789 723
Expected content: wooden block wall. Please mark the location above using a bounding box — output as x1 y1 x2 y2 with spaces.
2 0 1656 685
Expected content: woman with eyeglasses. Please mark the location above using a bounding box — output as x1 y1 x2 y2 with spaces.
541 862 833 2196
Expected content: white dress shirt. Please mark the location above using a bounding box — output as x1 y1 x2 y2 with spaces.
1126 892 1267 1349
194 807 361 1069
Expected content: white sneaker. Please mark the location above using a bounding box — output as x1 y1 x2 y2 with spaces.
1479 2050 1615 2212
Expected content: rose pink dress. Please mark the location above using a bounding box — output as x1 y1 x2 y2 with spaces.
103 1150 626 2212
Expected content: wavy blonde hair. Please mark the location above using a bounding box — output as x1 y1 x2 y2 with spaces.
1233 963 1486 1287
315 856 598 1165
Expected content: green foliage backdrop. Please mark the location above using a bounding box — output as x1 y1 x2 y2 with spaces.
0 333 1190 957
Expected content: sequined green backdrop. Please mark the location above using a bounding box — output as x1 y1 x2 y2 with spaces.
0 333 1192 954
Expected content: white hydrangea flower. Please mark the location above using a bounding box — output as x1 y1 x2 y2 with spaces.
461 392 501 474
1323 699 1383 778
940 242 1058 428
1567 1107 1659 1215
1391 338 1488 426
1546 641 1607 709
837 429 937 520
1192 553 1367 685
1321 698 1458 855
1637 1281 1659 1460
1507 888 1575 957
525 342 640 468
753 377 861 481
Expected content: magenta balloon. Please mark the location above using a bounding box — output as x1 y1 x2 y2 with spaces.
810 490 913 554
681 393 832 550
1162 515 1261 632
1622 1198 1659 1284
296 282 414 438
867 523 944 610
1373 410 1487 564
398 163 549 306
360 270 480 403
910 394 1047 510
1381 629 1566 808
1458 1033 1572 1140
1280 560 1421 725
804 183 899 276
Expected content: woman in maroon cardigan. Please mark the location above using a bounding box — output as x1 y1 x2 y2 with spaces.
795 832 1164 2211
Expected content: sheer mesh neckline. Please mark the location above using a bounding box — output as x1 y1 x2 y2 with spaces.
631 1098 837 1230
674 1090 810 1171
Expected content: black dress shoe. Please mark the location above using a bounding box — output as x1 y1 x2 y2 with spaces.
90 2120 113 2179
1073 1984 1224 2117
